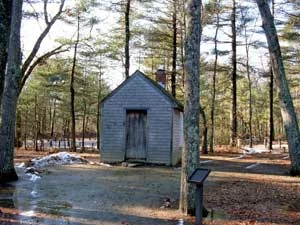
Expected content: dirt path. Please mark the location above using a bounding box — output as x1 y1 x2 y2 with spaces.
0 149 299 225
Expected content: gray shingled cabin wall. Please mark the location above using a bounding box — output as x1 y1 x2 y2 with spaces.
100 74 175 165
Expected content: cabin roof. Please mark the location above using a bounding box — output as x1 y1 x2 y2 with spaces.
101 70 183 111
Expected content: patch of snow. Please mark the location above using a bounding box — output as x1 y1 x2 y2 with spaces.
29 152 87 168
28 174 41 182
177 219 184 225
20 152 111 181
245 163 260 169
25 167 41 175
30 190 38 198
97 162 112 167
15 162 25 168
20 210 35 217
200 160 213 164
243 147 269 154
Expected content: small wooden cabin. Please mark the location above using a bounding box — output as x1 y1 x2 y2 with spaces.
100 70 183 165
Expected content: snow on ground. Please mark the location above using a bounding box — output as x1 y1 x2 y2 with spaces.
27 152 112 167
16 152 111 182
15 162 26 168
29 174 41 182
200 160 214 164
99 162 112 167
29 152 89 168
245 162 261 169
16 151 111 169
243 147 269 154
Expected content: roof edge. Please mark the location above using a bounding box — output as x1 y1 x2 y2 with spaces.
101 70 183 111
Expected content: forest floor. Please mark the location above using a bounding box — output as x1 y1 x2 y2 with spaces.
0 145 299 225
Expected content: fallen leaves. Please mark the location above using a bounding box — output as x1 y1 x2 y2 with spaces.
204 173 300 224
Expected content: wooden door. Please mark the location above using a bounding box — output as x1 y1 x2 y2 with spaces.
125 110 147 159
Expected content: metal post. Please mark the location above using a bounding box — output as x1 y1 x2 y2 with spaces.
195 184 204 225
188 168 211 225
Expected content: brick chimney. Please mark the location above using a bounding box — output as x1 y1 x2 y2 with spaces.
155 69 166 88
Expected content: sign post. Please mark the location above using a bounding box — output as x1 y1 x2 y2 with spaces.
188 168 211 225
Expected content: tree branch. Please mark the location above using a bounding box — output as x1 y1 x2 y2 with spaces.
21 0 65 80
20 45 69 92
44 0 49 25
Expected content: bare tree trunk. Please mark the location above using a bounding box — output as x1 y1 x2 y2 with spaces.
34 94 39 151
171 0 177 97
241 9 253 148
0 0 23 182
41 103 47 137
125 0 131 79
200 105 208 154
14 109 22 147
180 0 201 215
268 0 275 150
70 14 80 152
256 0 300 175
246 49 253 148
230 0 237 147
66 119 70 148
179 1 186 90
0 0 12 106
81 101 86 152
209 0 220 153
51 99 56 138
97 69 102 151
24 105 28 150
268 65 274 150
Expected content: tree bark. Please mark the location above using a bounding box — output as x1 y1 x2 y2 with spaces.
268 65 274 150
230 0 237 147
200 105 208 154
24 105 28 149
0 0 12 106
0 0 23 183
256 0 300 175
51 99 56 138
125 0 131 79
97 69 102 151
180 0 201 215
246 48 253 148
268 0 275 150
70 14 80 152
209 0 220 153
179 2 186 90
34 93 39 151
81 100 86 152
171 0 177 98
14 109 22 147
241 8 253 148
